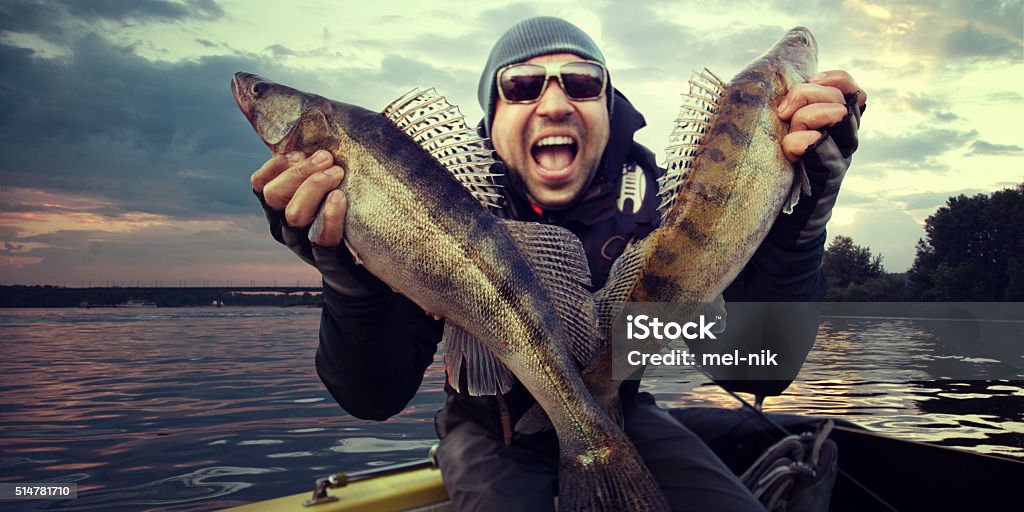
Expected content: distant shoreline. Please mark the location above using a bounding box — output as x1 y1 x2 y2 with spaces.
0 285 323 308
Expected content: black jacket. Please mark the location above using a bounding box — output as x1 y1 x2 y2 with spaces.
314 89 826 432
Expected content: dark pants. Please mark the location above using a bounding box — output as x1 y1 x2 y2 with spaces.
435 392 766 512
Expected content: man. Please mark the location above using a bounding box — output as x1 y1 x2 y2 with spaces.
250 17 864 512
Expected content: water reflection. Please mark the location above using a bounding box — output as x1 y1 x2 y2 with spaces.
649 315 1024 460
0 308 1020 511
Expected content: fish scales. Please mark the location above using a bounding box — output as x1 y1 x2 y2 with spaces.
613 26 816 312
232 75 669 511
581 27 818 419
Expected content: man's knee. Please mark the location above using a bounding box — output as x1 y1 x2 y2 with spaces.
437 422 557 512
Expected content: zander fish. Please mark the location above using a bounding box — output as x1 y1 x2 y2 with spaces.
231 75 669 511
584 27 819 419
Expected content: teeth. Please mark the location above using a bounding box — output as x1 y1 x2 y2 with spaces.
536 136 574 147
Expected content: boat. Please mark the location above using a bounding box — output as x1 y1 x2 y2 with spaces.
221 407 1021 511
115 299 157 308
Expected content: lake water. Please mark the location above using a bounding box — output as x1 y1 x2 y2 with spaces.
0 307 1020 511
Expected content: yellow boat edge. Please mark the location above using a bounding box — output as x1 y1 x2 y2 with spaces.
221 466 450 512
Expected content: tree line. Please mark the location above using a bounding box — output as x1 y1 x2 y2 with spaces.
823 183 1023 301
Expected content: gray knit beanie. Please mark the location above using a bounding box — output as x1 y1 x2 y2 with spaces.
477 17 610 137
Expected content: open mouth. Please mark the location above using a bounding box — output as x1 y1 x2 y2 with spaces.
530 135 578 182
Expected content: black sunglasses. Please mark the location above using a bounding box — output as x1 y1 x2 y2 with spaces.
496 60 608 104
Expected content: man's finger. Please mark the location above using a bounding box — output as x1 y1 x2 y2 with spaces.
782 130 824 163
285 165 345 228
809 70 867 109
315 189 348 247
251 152 302 194
777 83 845 121
789 102 848 133
262 150 335 210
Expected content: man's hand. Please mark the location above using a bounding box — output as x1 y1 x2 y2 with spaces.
777 70 867 163
766 70 865 248
251 150 387 298
251 150 347 247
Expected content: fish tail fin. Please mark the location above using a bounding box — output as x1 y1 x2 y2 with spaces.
558 443 669 512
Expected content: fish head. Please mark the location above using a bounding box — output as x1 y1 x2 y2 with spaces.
231 72 333 155
768 27 819 85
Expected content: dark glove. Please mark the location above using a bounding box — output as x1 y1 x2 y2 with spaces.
255 190 389 298
770 92 864 248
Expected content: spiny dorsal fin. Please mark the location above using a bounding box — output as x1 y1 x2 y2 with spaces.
503 220 600 370
443 322 515 395
659 69 727 221
382 88 504 211
594 234 656 337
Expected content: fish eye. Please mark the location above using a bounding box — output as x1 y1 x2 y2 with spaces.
251 82 268 97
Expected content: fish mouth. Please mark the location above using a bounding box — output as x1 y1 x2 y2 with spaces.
231 72 301 154
231 72 261 119
788 27 818 59
529 133 579 184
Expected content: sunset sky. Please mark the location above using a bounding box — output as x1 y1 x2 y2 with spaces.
1 0 1021 286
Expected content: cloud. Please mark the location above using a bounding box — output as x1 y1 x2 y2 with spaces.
889 190 987 210
596 4 797 80
379 54 457 87
0 0 225 45
0 215 319 284
856 127 978 167
876 88 961 123
831 208 925 272
0 31 280 219
833 189 878 207
844 58 926 79
944 24 1022 59
62 0 223 23
968 140 1023 156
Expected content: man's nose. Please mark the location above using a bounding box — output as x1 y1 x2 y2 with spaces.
536 78 573 119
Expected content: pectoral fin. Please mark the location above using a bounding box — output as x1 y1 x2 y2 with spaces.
442 321 515 396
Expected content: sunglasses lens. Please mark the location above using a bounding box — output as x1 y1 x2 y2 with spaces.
499 64 547 102
560 62 605 100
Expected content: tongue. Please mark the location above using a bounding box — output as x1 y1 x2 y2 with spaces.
534 145 574 171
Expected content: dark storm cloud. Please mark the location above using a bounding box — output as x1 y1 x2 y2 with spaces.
0 0 224 44
62 0 223 22
0 16 490 224
0 1 60 36
0 31 276 219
